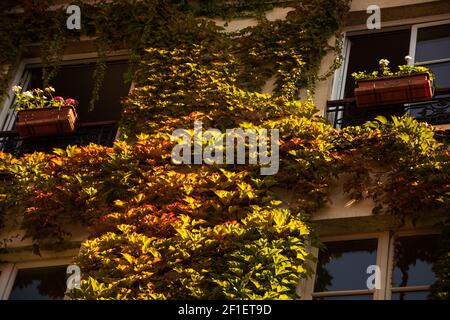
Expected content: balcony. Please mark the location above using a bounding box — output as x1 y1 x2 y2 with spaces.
326 88 450 129
0 121 118 156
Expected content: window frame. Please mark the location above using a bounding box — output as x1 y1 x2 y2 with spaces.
409 19 450 66
305 232 391 300
0 257 72 300
0 50 131 132
330 33 351 101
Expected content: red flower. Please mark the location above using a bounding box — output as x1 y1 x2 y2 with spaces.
53 96 64 101
65 98 78 106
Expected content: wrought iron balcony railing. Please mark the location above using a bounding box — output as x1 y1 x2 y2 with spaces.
0 121 118 156
326 88 450 129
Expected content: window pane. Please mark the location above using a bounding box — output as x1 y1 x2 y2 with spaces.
391 291 430 300
423 62 450 88
314 294 373 300
26 60 130 122
314 239 378 292
392 235 439 288
416 24 450 62
9 266 67 300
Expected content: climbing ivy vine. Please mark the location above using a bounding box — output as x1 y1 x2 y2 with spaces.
0 0 349 106
0 0 449 300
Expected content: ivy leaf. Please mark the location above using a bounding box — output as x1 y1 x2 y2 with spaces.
122 253 134 265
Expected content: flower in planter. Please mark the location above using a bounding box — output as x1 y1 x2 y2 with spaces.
64 98 78 107
14 87 79 137
378 59 393 77
13 87 78 111
352 57 435 108
352 57 434 81
379 59 390 67
23 91 34 98
397 56 434 80
12 85 22 93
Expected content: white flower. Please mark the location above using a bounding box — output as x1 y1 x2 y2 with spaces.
12 85 22 93
405 55 413 62
379 59 390 66
23 91 33 98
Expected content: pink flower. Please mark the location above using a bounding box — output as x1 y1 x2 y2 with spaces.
64 98 78 106
53 96 64 101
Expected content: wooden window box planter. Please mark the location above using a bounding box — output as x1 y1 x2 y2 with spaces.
354 73 433 108
15 106 78 138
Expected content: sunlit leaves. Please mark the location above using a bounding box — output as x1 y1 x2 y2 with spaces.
1 38 449 302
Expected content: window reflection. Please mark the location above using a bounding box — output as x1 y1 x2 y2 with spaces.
391 291 430 300
392 234 439 289
314 239 378 292
9 266 67 300
423 62 450 88
416 24 450 63
314 294 373 300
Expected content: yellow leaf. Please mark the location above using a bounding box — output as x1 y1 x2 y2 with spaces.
134 193 145 204
51 158 63 166
122 253 134 265
114 200 126 207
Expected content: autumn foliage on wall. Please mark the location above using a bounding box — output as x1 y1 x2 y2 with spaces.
0 46 449 299
0 0 449 300
0 47 338 299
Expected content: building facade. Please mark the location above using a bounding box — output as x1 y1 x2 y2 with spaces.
0 0 449 300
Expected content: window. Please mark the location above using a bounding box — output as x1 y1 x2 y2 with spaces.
0 56 131 155
25 60 130 123
412 22 450 89
0 259 71 300
343 30 411 99
307 232 440 300
328 20 450 128
2 58 130 132
328 29 413 128
390 234 440 300
337 22 450 99
8 265 68 300
312 239 378 300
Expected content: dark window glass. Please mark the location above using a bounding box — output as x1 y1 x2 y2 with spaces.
423 62 450 88
9 266 67 300
26 60 130 123
416 24 450 62
314 294 373 300
391 291 430 300
344 30 411 98
314 239 378 292
392 234 439 288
